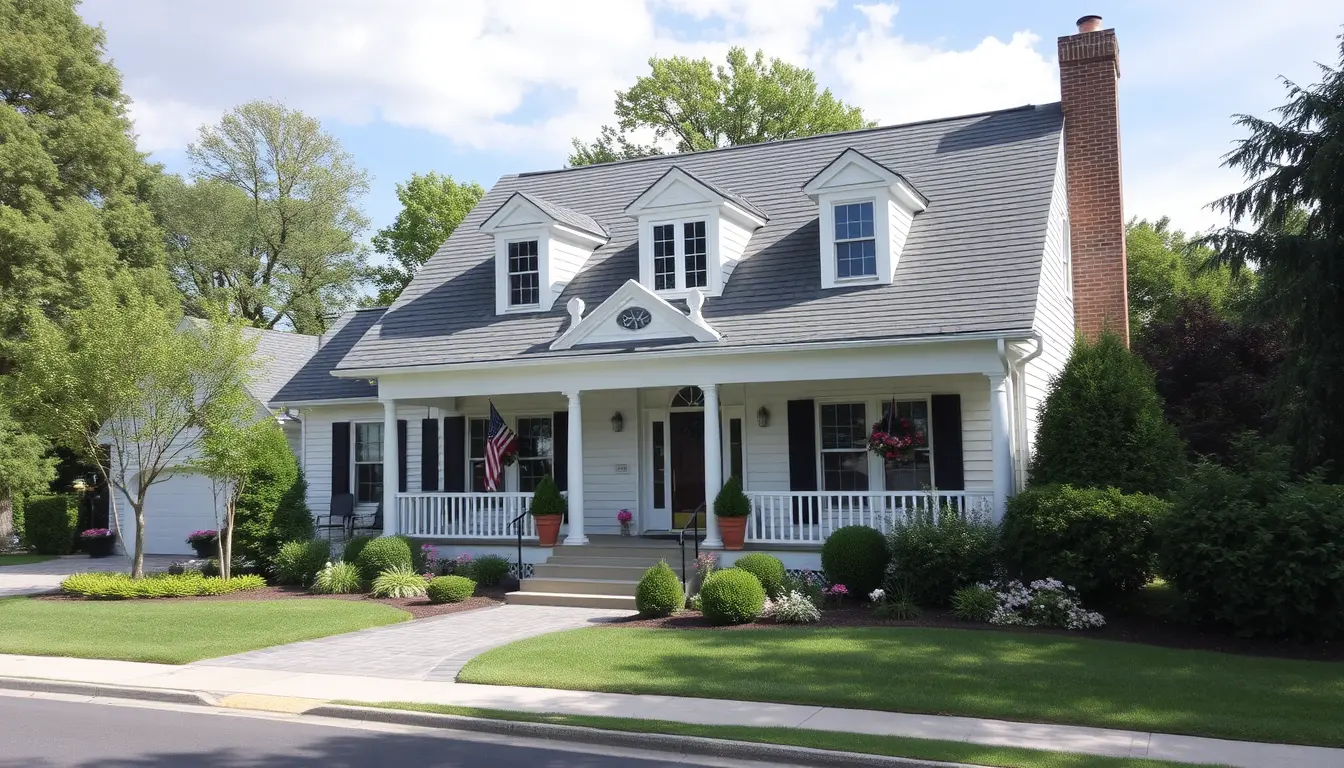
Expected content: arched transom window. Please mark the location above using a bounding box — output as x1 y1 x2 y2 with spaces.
670 386 704 408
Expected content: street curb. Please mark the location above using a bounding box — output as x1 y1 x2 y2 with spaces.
305 704 963 768
0 676 216 707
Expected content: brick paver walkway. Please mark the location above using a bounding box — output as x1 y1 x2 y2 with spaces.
192 604 628 681
0 555 179 597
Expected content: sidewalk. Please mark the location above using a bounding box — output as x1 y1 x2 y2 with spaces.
1 654 1340 767
0 555 180 597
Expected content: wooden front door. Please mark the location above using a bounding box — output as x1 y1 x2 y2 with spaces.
670 411 706 525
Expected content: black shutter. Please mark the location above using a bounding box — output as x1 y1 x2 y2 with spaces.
443 416 466 492
331 422 351 496
421 418 439 492
552 411 569 491
931 394 964 491
787 400 818 524
396 420 408 493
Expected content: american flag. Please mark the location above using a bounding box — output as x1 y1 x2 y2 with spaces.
484 402 517 492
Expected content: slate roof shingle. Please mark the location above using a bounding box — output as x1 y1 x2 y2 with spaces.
270 308 384 404
508 192 609 239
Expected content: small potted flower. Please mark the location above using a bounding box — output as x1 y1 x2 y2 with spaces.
528 474 566 547
186 530 218 558
617 509 633 537
713 476 751 550
80 528 116 558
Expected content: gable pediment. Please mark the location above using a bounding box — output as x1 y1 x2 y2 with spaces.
803 148 928 210
550 280 721 351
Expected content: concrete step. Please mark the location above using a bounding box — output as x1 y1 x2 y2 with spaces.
545 555 683 568
505 591 637 610
520 577 640 596
532 563 657 580
563 546 683 559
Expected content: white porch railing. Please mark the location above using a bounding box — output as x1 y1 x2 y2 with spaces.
745 491 994 544
396 493 538 539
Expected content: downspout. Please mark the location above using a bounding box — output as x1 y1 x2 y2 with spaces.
996 339 1016 490
1012 335 1044 491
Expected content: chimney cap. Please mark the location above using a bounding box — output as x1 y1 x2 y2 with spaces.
1076 15 1103 33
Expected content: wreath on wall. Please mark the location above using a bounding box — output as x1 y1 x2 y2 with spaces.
867 410 926 462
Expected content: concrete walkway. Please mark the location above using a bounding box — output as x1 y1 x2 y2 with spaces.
0 554 179 597
0 653 1339 768
193 605 629 681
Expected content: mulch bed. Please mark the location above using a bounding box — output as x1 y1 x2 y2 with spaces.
36 582 514 620
608 604 1344 661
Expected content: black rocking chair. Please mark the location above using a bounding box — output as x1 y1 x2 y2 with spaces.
350 502 383 536
317 493 356 539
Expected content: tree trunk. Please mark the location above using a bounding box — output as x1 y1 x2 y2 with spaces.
132 502 146 578
0 492 14 548
222 502 234 581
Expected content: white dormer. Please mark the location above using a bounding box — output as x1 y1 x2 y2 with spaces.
802 149 928 289
479 192 608 315
624 166 767 299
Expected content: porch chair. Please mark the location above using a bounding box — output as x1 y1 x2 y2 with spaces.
350 502 383 536
316 493 356 540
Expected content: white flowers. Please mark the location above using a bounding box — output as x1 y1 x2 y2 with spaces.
868 588 886 603
766 590 822 624
985 579 1106 630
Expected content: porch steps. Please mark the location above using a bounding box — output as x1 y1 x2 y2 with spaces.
532 563 653 581
505 592 637 609
515 577 639 596
506 536 686 610
544 555 682 569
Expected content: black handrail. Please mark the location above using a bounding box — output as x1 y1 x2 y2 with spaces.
678 502 705 590
507 509 529 585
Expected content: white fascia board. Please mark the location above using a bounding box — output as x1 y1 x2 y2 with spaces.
550 279 720 351
802 148 927 211
268 396 379 409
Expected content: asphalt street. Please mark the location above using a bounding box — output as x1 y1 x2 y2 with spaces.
0 695 773 767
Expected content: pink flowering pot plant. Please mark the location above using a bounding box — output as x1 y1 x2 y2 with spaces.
185 530 218 559
617 509 633 537
80 528 117 558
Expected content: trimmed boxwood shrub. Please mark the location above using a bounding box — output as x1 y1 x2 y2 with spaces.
1002 485 1166 603
342 535 376 565
713 475 750 517
272 539 330 586
821 525 888 595
24 495 78 555
698 568 766 625
355 536 413 582
635 561 684 617
732 553 786 598
886 509 998 607
427 575 476 604
470 554 512 586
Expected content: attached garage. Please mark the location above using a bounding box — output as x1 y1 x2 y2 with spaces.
121 470 220 556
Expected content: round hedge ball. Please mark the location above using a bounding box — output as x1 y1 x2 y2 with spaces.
426 575 476 604
635 561 685 617
698 568 766 626
354 536 413 582
732 553 786 598
821 525 889 595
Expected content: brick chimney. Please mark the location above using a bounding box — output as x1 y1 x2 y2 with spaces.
1059 15 1129 345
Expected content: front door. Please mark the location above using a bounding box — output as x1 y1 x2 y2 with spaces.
670 411 706 529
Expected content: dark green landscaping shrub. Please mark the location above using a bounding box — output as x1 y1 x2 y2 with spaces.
713 475 750 517
311 561 363 594
273 539 330 586
234 427 312 567
355 536 413 582
733 553 786 598
24 495 78 554
698 568 766 625
427 575 476 604
885 509 997 607
1003 485 1166 603
397 536 431 573
821 525 888 595
470 554 511 586
529 475 566 517
951 584 998 622
635 561 684 617
61 572 264 599
1030 332 1186 496
1159 445 1344 640
370 565 428 598
11 494 24 544
342 535 376 565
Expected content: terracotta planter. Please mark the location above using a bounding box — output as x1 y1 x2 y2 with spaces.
718 516 748 550
535 514 563 547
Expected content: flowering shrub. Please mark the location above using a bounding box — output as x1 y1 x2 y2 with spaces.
868 588 885 603
186 530 217 545
694 553 717 579
987 579 1105 630
821 583 848 608
616 509 633 524
444 553 473 576
80 528 114 539
767 590 822 623
420 544 439 575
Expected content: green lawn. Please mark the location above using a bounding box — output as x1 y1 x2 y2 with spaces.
0 597 409 664
342 701 1221 768
0 554 56 566
459 626 1344 748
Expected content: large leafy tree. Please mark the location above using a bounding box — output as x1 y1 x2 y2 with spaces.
161 101 371 334
1126 217 1252 336
1196 34 1344 476
0 0 170 349
569 47 872 166
0 400 56 544
364 172 484 306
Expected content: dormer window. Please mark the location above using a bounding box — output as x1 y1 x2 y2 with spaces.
684 221 708 287
833 202 876 279
479 192 608 316
507 240 540 307
653 224 676 290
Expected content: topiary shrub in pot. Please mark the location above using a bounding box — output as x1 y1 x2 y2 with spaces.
529 475 566 547
713 476 751 550
821 525 888 596
698 568 766 625
733 553 786 598
427 575 476 604
355 536 413 583
635 561 684 617
24 495 78 555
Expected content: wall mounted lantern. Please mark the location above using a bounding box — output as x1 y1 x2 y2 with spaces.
756 406 770 428
611 412 625 432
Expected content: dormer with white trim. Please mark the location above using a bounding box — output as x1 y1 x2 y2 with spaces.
802 149 928 289
479 191 609 316
624 166 767 299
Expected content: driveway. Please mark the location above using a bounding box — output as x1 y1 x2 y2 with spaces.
0 554 180 597
194 604 629 681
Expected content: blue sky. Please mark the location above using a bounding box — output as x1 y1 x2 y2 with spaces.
80 0 1340 255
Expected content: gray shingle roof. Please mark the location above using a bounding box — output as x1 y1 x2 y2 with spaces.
243 327 319 406
337 103 1063 373
510 192 608 238
270 308 383 404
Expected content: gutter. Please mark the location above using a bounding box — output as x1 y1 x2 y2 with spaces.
1009 334 1044 491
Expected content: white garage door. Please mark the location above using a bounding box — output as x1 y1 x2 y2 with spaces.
133 471 220 555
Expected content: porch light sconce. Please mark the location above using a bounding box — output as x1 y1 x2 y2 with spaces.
757 406 770 428
611 412 624 432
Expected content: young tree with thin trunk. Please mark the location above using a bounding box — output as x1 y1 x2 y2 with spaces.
9 279 255 577
195 416 270 581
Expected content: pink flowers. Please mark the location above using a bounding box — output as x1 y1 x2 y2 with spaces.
80 528 113 539
616 509 633 524
824 584 849 597
185 530 217 544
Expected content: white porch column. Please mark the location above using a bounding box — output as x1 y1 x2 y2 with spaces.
702 383 723 548
381 398 398 536
563 390 588 545
988 374 1012 521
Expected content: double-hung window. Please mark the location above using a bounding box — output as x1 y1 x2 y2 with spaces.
653 224 677 290
508 240 540 307
353 423 384 503
515 417 553 493
833 202 876 279
882 400 932 491
819 403 869 491
683 221 707 288
651 219 708 292
468 418 489 492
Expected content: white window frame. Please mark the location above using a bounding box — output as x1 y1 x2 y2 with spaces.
816 401 870 492
506 239 541 308
514 414 554 494
831 200 878 281
647 217 710 295
351 420 384 504
813 395 937 493
464 411 555 493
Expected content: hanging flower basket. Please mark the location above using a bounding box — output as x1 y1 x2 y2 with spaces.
867 416 926 461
